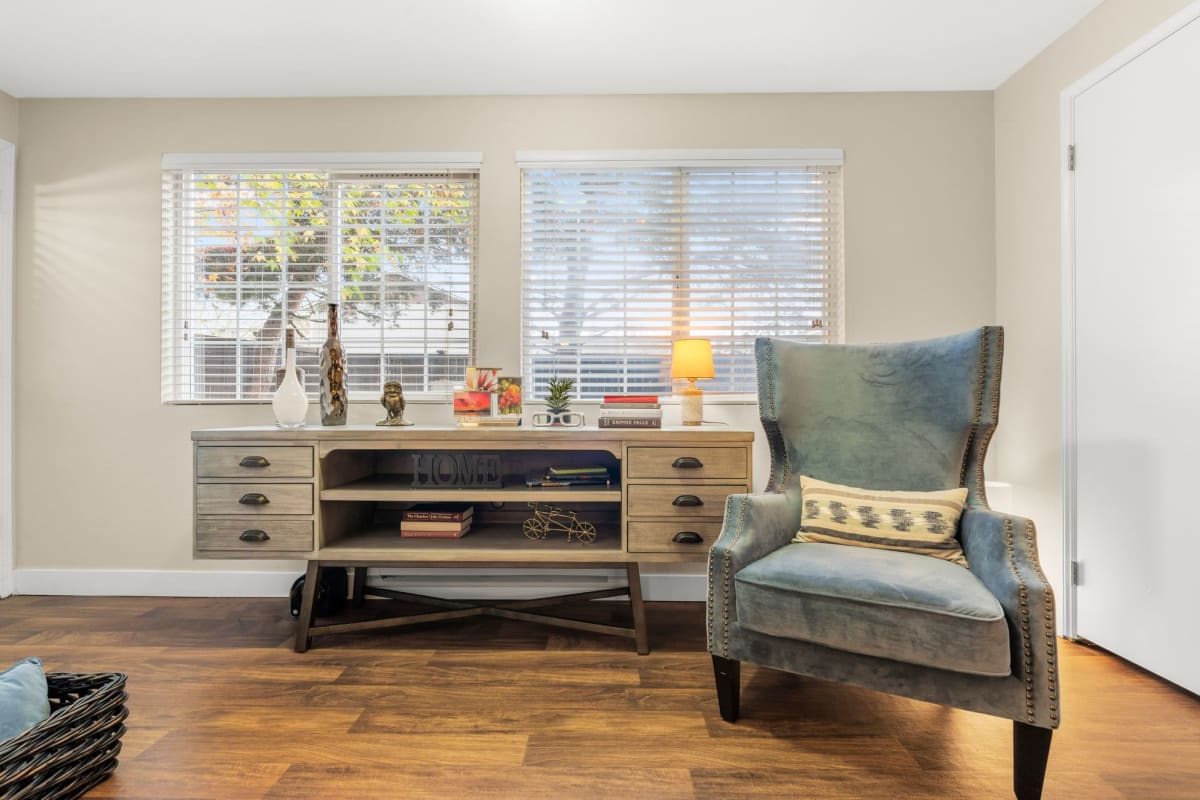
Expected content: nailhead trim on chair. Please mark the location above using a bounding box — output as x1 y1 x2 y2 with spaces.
1025 518 1060 727
716 494 748 657
758 339 792 492
962 327 1004 509
975 328 1004 505
1004 516 1036 723
960 330 988 492
706 516 719 651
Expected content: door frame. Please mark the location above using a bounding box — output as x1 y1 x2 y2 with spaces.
0 137 13 598
1060 0 1200 639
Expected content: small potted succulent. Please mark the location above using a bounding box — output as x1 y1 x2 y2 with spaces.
536 377 582 426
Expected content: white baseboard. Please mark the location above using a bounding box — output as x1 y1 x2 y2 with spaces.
12 568 708 601
13 568 304 597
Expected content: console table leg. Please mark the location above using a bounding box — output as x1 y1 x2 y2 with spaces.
294 560 320 653
351 566 367 608
627 562 649 655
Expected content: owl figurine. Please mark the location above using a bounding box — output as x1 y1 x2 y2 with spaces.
376 381 413 426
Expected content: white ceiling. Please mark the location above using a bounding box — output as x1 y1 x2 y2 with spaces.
0 0 1104 98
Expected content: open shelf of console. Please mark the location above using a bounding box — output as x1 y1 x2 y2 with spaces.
317 522 622 562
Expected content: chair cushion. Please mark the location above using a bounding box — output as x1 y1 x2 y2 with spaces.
0 657 51 740
735 543 1010 676
795 475 969 566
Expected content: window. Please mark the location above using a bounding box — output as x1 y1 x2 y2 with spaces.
520 149 843 399
162 153 480 402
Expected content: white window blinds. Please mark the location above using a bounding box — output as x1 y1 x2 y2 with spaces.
162 156 479 402
519 151 843 399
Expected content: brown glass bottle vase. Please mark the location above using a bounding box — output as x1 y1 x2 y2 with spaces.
320 302 348 426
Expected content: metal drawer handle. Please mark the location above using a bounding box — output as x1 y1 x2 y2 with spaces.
238 492 270 506
239 529 270 543
671 456 704 469
672 494 704 507
672 531 704 544
239 455 271 468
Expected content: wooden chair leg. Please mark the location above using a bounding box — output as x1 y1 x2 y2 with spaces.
711 655 740 722
1014 721 1053 800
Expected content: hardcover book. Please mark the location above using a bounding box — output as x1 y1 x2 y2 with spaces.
598 407 664 418
402 504 474 522
401 521 472 534
598 417 663 428
599 402 661 410
602 395 659 404
524 477 576 488
546 466 611 477
526 472 611 487
399 525 471 538
471 416 522 426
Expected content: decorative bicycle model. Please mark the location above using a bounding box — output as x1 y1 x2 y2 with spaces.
523 502 597 544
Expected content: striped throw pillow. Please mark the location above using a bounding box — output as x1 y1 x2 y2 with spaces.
794 476 969 567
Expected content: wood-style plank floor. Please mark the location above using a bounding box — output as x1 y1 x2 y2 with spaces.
1 595 1197 799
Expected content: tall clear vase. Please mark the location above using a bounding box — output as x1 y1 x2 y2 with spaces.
320 303 348 426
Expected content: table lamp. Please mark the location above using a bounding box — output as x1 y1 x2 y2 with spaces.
671 338 714 426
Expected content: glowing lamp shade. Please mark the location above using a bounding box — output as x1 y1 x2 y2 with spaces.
671 338 714 425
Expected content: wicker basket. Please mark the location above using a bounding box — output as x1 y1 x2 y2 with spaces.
0 672 128 800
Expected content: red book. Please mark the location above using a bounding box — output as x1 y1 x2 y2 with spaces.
400 528 470 539
602 395 659 404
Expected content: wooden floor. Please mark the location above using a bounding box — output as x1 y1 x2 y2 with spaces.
1 596 1198 799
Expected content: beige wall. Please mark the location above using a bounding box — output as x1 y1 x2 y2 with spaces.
0 90 16 144
14 92 995 572
994 0 1194 611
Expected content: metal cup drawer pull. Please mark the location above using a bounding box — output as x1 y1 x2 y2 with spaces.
672 494 704 507
672 531 704 544
238 492 270 506
239 455 271 468
671 456 704 469
239 529 270 543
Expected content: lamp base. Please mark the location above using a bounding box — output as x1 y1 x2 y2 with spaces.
680 386 703 426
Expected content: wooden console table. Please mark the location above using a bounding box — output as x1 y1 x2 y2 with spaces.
192 426 754 653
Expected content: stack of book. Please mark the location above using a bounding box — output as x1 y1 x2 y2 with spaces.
400 504 474 538
598 395 662 428
525 465 612 488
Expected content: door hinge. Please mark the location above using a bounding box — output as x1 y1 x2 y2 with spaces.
1071 560 1081 585
1068 144 1076 172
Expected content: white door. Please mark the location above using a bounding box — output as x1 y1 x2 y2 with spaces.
1070 13 1200 693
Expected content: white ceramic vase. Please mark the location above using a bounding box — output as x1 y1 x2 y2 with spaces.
272 330 308 428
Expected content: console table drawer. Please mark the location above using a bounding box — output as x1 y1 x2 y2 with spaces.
626 446 747 480
628 521 723 553
196 520 314 553
197 446 314 478
627 484 743 518
195 483 313 515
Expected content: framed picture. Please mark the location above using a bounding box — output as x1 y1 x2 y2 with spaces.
453 390 492 416
464 367 501 392
497 376 522 417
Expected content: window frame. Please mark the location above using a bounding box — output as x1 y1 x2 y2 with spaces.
161 152 482 404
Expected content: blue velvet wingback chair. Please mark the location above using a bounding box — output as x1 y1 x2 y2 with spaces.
707 327 1059 800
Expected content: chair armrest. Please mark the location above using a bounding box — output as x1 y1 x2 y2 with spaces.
707 490 801 657
961 507 1062 729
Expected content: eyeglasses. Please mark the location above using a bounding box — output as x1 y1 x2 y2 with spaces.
531 411 585 427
